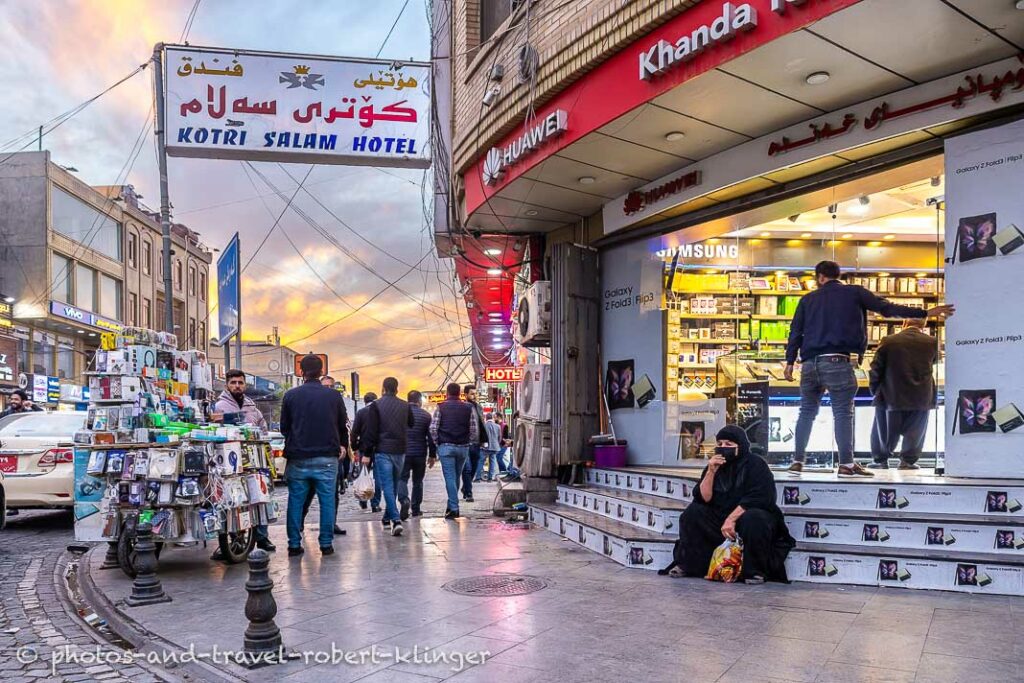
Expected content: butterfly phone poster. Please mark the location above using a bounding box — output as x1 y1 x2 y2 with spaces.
606 359 635 410
952 213 997 264
955 389 996 435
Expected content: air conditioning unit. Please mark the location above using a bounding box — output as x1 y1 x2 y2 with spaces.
514 418 553 477
515 281 551 346
518 363 551 422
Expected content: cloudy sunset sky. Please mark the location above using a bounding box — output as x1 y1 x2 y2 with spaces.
0 0 470 392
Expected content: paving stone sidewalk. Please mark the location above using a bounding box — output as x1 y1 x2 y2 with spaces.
83 469 1024 682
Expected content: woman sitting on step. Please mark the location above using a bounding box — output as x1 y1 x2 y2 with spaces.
659 425 795 584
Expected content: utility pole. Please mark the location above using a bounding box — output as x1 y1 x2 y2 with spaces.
152 43 175 334
38 126 42 152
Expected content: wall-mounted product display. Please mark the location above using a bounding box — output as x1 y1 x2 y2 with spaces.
945 119 1024 478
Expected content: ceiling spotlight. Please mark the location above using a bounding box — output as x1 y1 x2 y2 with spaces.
883 234 896 240
842 233 853 239
483 248 501 256
524 209 539 217
2 295 14 303
578 176 596 185
665 131 685 141
800 232 812 238
867 241 882 247
76 329 85 334
827 204 837 214
488 312 502 318
489 286 500 291
788 214 800 223
805 71 830 85
858 195 870 205
486 268 502 276
512 240 523 251
759 231 771 238
930 176 941 187
481 86 500 107
466 301 475 308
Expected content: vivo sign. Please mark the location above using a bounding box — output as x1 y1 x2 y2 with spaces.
638 0 808 81
481 110 568 185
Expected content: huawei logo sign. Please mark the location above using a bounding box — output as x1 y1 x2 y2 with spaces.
482 148 504 186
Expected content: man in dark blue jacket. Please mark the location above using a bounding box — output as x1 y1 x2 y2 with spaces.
281 355 349 556
398 390 437 520
431 383 479 519
784 261 952 476
361 377 414 536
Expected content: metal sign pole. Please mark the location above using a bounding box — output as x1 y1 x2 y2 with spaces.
152 43 175 334
235 235 242 370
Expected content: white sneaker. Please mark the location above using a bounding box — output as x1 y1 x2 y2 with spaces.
391 522 404 537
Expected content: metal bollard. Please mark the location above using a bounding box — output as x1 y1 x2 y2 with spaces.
124 523 172 607
243 548 283 667
100 541 120 570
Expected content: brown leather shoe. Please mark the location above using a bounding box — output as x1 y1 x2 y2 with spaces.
838 463 875 477
898 462 920 470
787 462 803 473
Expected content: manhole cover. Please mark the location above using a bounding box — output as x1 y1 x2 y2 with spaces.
443 575 548 597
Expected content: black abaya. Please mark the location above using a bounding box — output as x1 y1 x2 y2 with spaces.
671 453 795 582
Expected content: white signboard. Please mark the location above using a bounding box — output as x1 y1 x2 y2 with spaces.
944 118 1024 478
164 45 430 168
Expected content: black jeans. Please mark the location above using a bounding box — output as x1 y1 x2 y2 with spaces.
399 456 427 512
461 445 481 499
871 406 929 465
302 462 343 522
675 502 778 581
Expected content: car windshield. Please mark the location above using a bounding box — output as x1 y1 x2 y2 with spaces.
0 412 86 436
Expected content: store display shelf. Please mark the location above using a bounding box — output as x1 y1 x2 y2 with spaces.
672 290 751 296
871 317 939 323
752 290 809 296
675 313 749 320
751 314 792 320
676 363 717 369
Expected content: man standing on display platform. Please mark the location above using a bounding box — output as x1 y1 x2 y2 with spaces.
784 260 953 477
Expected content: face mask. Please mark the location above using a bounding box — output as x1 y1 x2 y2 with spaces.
715 445 739 461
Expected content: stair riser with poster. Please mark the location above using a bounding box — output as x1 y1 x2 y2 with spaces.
787 515 1024 556
787 549 1024 596
584 467 696 502
530 505 674 571
556 486 682 535
777 480 1024 517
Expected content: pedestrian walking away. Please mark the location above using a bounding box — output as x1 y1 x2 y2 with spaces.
784 260 953 477
361 377 414 536
398 390 437 520
869 318 939 470
481 413 503 481
210 369 274 557
462 384 487 500
349 392 380 513
281 354 349 556
431 383 478 519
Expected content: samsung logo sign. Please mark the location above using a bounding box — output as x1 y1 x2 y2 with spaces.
656 244 739 260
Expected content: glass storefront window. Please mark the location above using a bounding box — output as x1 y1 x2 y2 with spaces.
75 264 95 310
56 336 74 380
32 330 55 376
50 252 72 303
51 186 122 261
99 273 122 320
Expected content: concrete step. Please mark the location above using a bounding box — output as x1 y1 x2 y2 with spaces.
584 467 697 502
530 502 674 571
556 484 686 535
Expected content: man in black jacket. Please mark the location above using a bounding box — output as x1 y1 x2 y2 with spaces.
281 355 349 557
398 390 436 520
784 261 952 477
868 319 938 470
431 383 479 519
348 392 379 512
361 377 414 536
461 384 487 502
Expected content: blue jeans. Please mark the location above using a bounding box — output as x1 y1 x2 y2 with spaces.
373 453 405 523
286 457 338 549
369 476 382 510
480 449 502 480
794 356 858 465
462 445 481 498
438 444 469 513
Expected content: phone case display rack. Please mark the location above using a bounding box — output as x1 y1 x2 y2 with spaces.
665 269 946 398
72 326 279 559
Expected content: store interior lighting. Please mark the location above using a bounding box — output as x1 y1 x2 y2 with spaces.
805 71 830 85
483 247 501 256
665 131 685 141
486 268 502 276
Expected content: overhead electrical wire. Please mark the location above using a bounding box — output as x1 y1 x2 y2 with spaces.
375 0 412 59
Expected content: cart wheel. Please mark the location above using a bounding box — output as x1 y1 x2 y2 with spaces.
218 529 256 564
116 527 164 578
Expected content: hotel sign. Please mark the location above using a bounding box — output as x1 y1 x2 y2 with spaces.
484 367 524 383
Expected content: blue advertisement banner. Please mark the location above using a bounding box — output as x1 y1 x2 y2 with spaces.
217 232 240 342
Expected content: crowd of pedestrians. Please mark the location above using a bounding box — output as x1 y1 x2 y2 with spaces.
211 355 512 557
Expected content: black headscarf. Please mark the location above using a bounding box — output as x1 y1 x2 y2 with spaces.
716 425 750 459
696 424 775 517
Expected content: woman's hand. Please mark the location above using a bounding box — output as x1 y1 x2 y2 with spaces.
721 517 737 541
707 454 727 473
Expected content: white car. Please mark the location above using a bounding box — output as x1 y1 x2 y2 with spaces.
0 412 87 509
267 431 286 479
